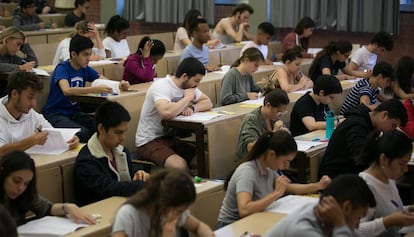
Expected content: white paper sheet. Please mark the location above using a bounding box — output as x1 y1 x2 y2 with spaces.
26 128 79 155
291 88 313 94
32 68 50 76
88 60 117 66
295 140 326 152
240 97 265 105
174 112 224 122
91 79 120 95
17 216 88 237
266 195 318 214
307 48 323 54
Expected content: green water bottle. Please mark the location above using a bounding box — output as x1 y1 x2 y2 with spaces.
326 110 334 139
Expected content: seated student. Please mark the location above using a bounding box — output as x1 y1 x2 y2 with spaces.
240 22 275 65
123 37 166 85
402 99 414 139
180 18 220 72
346 32 394 78
318 99 407 179
392 56 414 100
65 0 89 27
43 35 122 143
267 46 313 93
174 9 219 51
73 101 148 206
265 174 376 237
136 57 213 171
103 15 130 59
290 74 343 137
340 62 394 115
0 150 95 226
0 204 17 237
217 131 331 228
219 47 263 106
35 0 55 14
235 89 290 162
112 169 214 237
281 17 316 58
12 0 57 31
52 21 105 65
358 129 414 237
308 40 355 82
0 27 37 73
0 71 79 157
213 3 254 44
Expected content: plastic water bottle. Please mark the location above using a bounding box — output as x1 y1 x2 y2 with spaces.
326 110 334 139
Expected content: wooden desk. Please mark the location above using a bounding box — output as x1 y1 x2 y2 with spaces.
66 196 126 237
215 212 286 237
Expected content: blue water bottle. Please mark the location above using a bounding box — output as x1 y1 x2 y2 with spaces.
325 110 334 139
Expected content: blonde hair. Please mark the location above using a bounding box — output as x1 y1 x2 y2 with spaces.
0 27 25 43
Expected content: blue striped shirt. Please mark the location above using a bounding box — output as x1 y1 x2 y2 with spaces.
340 78 379 115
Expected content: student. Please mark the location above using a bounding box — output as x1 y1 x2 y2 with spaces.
43 35 116 143
0 71 79 157
65 0 89 27
0 27 37 73
52 21 105 65
240 22 275 64
281 17 316 58
213 3 254 44
35 0 55 14
0 150 95 226
308 40 355 82
219 47 263 106
267 46 313 93
217 131 331 228
290 74 343 137
12 0 57 31
103 15 130 59
392 56 414 100
265 174 376 237
340 62 394 115
112 169 215 237
346 32 394 78
180 18 220 72
318 99 407 179
402 99 414 139
0 204 17 237
73 101 148 206
174 9 219 51
235 89 290 162
358 130 414 237
135 57 213 171
122 36 166 85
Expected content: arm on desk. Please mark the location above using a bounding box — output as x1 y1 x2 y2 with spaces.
0 131 48 157
302 116 327 132
194 93 213 112
183 215 215 237
58 79 113 96
360 95 378 111
50 203 96 225
286 175 331 194
343 62 372 78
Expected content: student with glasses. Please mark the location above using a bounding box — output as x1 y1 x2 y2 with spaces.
290 74 343 136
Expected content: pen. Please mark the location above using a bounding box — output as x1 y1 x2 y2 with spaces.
391 200 399 208
277 170 283 176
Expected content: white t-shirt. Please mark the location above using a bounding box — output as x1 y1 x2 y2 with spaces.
53 38 106 65
174 27 190 51
103 37 130 58
240 41 268 59
135 76 202 147
351 46 377 71
112 204 190 237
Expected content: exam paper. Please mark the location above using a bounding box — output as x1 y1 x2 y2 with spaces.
18 216 88 237
174 112 224 122
26 128 79 155
266 195 318 214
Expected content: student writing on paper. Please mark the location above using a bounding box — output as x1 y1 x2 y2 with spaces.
73 101 148 206
290 74 343 136
123 36 166 85
265 175 376 237
281 17 316 59
0 151 95 226
43 35 128 143
235 89 290 162
112 169 215 237
53 20 105 65
217 131 331 228
358 130 414 237
0 71 79 157
219 47 263 106
266 46 313 93
340 62 394 115
136 57 212 172
0 27 38 74
318 99 407 179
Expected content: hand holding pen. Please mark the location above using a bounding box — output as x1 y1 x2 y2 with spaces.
33 126 48 145
19 59 35 71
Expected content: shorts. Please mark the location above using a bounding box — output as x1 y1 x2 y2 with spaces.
136 137 196 166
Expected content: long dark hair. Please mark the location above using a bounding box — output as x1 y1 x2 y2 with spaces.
308 40 352 79
135 36 166 57
395 56 414 94
0 151 37 218
294 17 315 51
224 131 297 189
127 169 196 237
181 9 201 38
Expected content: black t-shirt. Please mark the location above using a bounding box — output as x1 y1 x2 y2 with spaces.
310 55 346 82
64 11 85 27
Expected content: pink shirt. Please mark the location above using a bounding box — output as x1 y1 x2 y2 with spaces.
122 54 155 84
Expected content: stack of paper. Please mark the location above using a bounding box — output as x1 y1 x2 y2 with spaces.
26 128 79 155
17 216 88 237
266 195 318 214
295 140 326 152
174 112 224 122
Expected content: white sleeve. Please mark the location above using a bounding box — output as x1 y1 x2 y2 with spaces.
358 211 386 237
350 48 364 66
112 205 137 237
